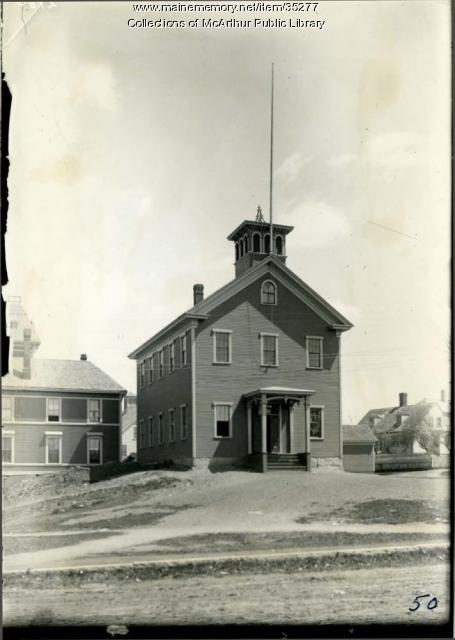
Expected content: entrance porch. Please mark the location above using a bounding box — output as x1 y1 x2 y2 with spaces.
243 386 315 472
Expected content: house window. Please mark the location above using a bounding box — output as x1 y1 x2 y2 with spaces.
275 235 283 255
253 233 261 253
181 334 187 366
213 402 233 438
180 405 188 440
2 433 14 463
149 356 154 384
148 416 153 446
158 414 164 445
260 333 278 367
169 409 175 442
169 343 175 373
140 361 146 387
47 398 60 422
87 435 103 465
261 280 277 305
159 350 164 378
46 433 62 464
310 407 324 439
139 419 145 449
2 397 13 422
306 337 323 369
88 399 101 423
213 330 232 364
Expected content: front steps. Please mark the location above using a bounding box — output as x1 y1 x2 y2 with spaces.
267 453 307 471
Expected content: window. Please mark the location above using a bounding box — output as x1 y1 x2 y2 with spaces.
169 409 175 442
235 243 239 261
88 399 101 423
2 433 14 463
180 405 188 440
213 330 232 364
159 350 164 378
169 343 175 373
214 403 233 438
2 397 12 422
139 419 145 449
253 233 261 253
306 337 323 369
260 333 278 367
158 414 164 445
46 433 62 464
275 235 283 255
310 407 324 439
264 234 270 254
47 398 60 422
140 361 146 387
181 333 187 366
148 416 153 446
87 435 103 465
149 356 154 384
261 280 277 305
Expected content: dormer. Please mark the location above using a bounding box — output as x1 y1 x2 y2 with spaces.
227 208 294 278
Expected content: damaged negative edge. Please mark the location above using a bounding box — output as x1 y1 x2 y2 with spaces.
1 72 12 376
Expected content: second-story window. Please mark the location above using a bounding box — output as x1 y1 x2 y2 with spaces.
88 399 101 423
47 398 60 422
213 330 232 364
159 350 164 378
170 343 175 373
2 397 12 422
140 361 146 387
149 356 154 384
306 337 323 369
181 333 187 366
260 333 278 367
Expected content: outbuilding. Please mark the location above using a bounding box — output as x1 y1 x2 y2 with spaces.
343 424 376 473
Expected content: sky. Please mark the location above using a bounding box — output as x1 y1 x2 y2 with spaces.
3 0 451 422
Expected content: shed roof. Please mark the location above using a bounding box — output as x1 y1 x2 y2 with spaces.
343 424 377 443
2 359 126 394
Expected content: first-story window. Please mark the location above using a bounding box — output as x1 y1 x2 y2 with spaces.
260 333 278 367
310 407 324 440
180 405 188 440
213 330 232 364
213 403 233 439
2 397 13 422
87 435 103 465
47 398 60 422
148 416 153 446
169 409 175 442
46 433 62 464
306 337 323 369
88 399 101 423
158 414 164 444
139 419 145 449
2 432 14 463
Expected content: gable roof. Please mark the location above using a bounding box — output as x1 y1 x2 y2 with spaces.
2 359 126 395
343 424 377 443
367 400 442 436
129 255 353 359
358 407 396 426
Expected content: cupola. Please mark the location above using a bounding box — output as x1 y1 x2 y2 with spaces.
227 206 294 277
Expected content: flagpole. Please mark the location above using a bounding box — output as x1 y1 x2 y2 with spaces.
269 63 274 255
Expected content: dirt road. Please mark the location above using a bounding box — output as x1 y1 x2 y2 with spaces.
4 562 449 627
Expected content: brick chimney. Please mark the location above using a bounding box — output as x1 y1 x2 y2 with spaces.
80 354 87 361
399 392 407 407
193 284 204 306
22 327 32 379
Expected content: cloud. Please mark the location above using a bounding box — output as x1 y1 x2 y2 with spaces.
275 152 309 183
285 200 351 248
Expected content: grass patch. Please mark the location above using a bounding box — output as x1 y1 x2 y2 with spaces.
3 531 117 555
297 499 449 525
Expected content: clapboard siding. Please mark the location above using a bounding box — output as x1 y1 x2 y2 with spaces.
136 362 192 463
5 423 120 464
195 273 341 459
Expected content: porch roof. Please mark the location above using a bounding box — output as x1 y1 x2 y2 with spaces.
242 386 315 401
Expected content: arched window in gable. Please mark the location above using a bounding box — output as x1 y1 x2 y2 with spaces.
253 233 261 253
261 280 277 305
275 235 283 255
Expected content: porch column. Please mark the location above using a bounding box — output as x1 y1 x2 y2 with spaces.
260 393 268 472
289 403 295 453
247 402 252 455
304 396 312 472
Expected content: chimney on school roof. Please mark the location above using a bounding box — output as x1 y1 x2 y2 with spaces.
193 284 204 306
80 354 88 361
399 392 407 407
